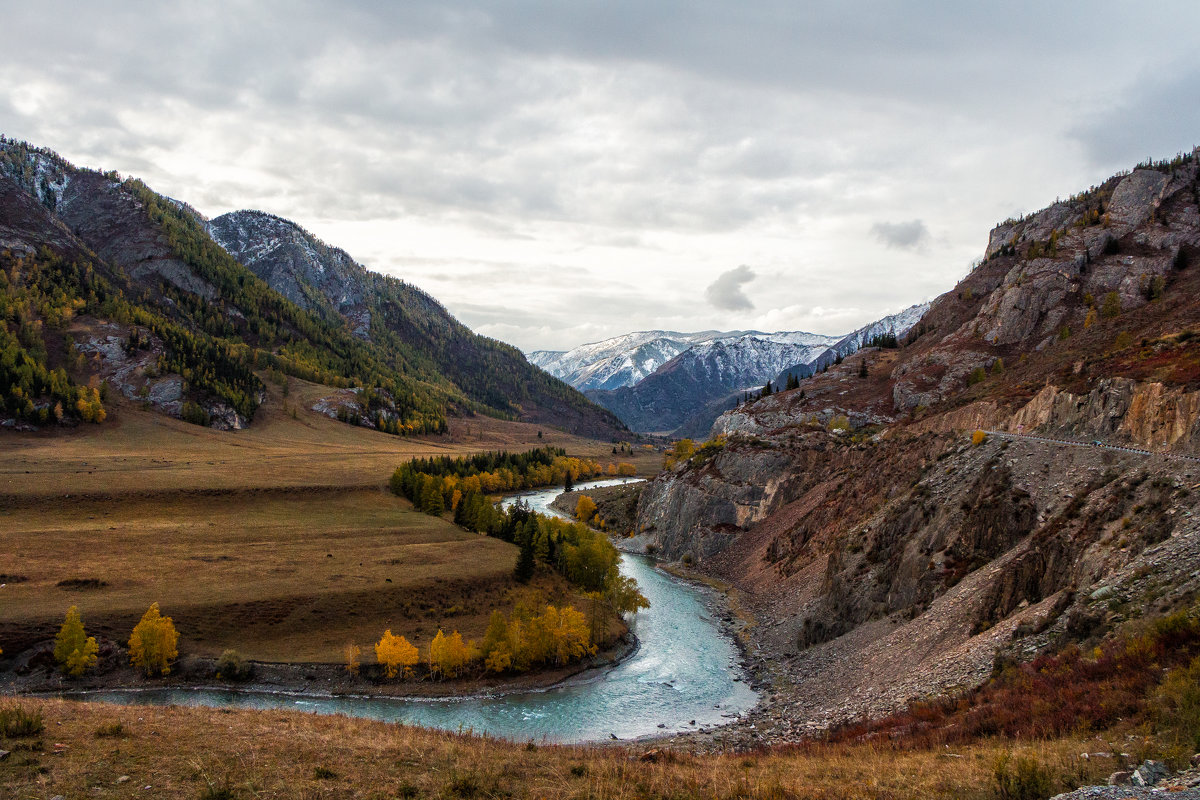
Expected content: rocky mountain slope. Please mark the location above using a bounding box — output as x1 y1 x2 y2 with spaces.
631 149 1200 737
208 210 625 438
0 138 624 438
578 305 926 436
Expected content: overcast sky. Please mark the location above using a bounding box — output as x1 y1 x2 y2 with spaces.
3 2 1198 352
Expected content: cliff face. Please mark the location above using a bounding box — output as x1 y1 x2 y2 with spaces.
632 151 1200 735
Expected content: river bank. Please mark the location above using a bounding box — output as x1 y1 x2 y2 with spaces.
0 629 639 703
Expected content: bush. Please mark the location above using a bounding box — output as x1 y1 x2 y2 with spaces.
94 722 126 738
968 367 987 386
216 649 252 681
181 400 210 427
992 753 1057 800
972 430 988 446
0 703 44 737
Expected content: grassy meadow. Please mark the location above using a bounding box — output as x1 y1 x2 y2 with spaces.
0 378 657 663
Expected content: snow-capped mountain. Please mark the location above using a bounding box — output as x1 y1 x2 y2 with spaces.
834 302 930 354
530 330 754 392
772 302 931 386
572 304 930 435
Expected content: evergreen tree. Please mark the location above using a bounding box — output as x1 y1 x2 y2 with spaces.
514 538 536 583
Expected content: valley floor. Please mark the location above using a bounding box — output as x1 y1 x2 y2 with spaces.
0 388 651 688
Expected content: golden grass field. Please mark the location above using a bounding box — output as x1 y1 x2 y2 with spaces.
0 697 1119 800
0 378 659 662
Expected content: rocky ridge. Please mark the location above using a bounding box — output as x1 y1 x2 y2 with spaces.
633 150 1200 741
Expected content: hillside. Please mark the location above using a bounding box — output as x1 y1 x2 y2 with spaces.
631 149 1200 738
0 138 625 439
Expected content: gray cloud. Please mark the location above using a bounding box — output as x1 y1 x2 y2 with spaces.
1069 65 1200 172
705 266 757 311
2 2 1199 350
871 220 930 250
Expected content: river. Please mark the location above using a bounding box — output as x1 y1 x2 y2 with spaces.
66 479 757 743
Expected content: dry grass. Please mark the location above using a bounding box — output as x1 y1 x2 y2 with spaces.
0 697 1117 799
0 383 654 663
0 487 538 661
0 376 660 499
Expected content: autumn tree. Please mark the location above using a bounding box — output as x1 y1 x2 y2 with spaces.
375 629 419 679
575 495 598 524
429 629 473 679
54 606 99 677
128 602 179 677
345 643 362 676
482 610 516 673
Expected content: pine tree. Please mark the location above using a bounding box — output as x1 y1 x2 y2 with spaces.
514 538 536 583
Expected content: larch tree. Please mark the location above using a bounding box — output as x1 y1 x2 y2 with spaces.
54 605 99 677
128 602 179 677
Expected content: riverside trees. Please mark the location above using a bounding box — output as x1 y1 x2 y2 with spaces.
54 606 99 677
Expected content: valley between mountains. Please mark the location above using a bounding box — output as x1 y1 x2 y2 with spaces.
6 138 1200 799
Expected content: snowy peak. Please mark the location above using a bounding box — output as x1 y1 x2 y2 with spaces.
530 329 752 391
833 302 931 354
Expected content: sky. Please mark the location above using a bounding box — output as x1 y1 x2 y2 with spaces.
2 2 1199 353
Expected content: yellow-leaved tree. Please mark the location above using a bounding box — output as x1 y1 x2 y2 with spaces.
574 495 598 524
128 602 179 676
54 605 99 677
429 629 474 679
375 629 419 679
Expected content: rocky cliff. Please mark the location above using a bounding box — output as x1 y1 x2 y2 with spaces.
632 150 1200 736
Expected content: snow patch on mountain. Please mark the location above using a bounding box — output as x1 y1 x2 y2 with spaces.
531 330 753 392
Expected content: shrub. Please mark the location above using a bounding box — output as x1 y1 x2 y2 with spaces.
94 722 126 738
216 649 252 681
992 752 1057 800
972 430 988 446
181 400 210 427
968 367 987 386
0 703 44 737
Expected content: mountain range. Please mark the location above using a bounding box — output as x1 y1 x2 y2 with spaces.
533 304 928 435
0 138 625 438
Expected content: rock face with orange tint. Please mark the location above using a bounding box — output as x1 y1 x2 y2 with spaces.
632 154 1200 738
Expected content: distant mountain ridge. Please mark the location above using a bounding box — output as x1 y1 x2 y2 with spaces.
530 329 757 392
0 138 625 438
534 304 928 435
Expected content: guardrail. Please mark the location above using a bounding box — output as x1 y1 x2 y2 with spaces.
980 430 1200 464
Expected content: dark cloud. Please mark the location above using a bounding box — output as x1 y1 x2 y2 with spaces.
705 266 756 311
871 220 929 250
1069 65 1200 172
